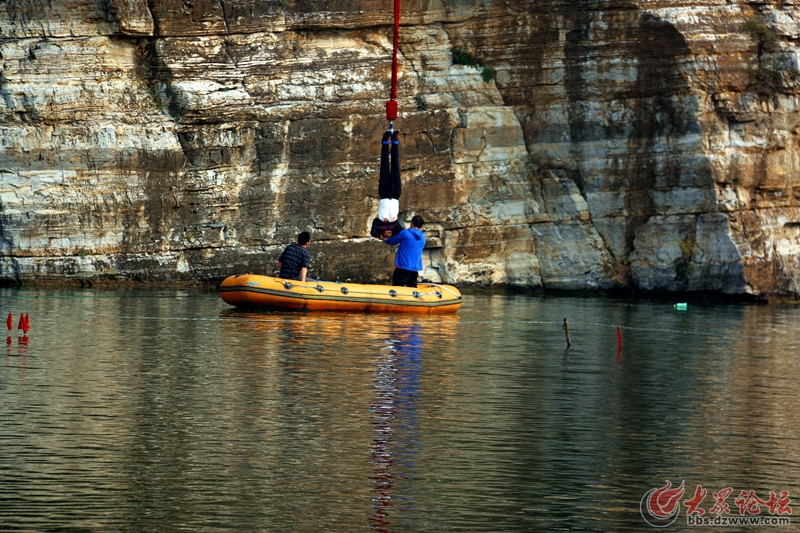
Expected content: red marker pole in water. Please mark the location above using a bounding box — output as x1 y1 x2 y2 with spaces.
616 326 622 350
7 312 12 331
22 314 30 333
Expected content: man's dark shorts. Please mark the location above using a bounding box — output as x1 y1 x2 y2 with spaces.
392 267 418 288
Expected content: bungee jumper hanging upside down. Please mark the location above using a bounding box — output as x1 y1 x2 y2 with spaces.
368 0 406 241
370 128 404 240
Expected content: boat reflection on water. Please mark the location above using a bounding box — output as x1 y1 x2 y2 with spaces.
369 322 422 533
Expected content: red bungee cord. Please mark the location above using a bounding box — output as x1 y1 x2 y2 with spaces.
385 0 401 126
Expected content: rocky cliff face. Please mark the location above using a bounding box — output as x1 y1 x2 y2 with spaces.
1 0 799 297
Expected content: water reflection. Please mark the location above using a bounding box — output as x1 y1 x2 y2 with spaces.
370 322 422 532
2 289 800 532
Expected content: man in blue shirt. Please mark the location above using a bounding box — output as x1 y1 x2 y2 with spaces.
278 231 311 281
382 215 425 287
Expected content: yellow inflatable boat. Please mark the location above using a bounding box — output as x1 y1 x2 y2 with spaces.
219 274 462 314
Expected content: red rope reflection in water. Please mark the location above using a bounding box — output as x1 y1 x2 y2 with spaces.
369 324 421 532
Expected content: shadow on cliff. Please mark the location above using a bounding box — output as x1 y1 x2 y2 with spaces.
0 199 22 285
556 3 712 293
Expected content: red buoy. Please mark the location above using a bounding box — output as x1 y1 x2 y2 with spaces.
17 314 24 331
22 314 30 333
6 312 12 331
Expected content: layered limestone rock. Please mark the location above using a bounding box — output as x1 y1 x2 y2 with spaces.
1 0 800 297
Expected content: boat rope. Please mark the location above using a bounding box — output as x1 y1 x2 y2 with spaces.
341 288 443 299
419 282 462 298
273 279 452 300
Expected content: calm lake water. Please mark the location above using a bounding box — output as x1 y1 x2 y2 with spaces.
2 287 800 532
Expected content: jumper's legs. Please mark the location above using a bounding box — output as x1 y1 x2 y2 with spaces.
378 130 401 200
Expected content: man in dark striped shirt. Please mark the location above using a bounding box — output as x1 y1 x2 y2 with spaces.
278 231 311 281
